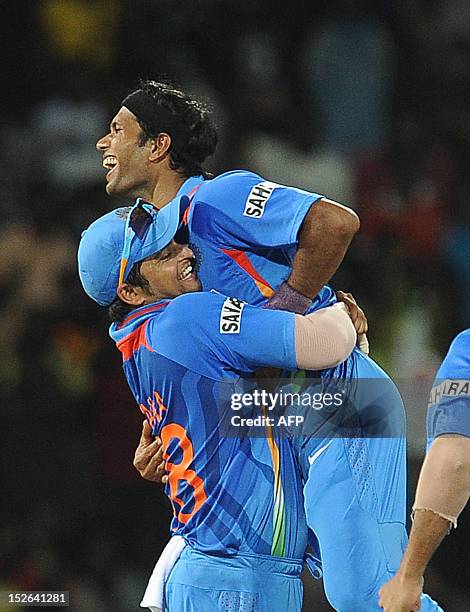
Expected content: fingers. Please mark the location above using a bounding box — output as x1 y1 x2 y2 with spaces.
134 447 167 483
134 423 168 483
138 419 154 447
378 578 423 612
336 291 369 335
141 443 166 480
357 333 370 355
336 290 355 303
133 436 161 471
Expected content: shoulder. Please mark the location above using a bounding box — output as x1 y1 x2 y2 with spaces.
152 292 228 336
146 294 216 368
449 328 470 353
198 170 321 206
196 170 265 206
147 292 240 380
438 329 470 378
201 170 265 190
165 291 226 314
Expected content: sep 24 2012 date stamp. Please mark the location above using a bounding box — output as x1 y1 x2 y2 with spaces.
1 591 69 607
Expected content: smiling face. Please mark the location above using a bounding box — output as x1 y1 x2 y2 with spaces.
140 241 201 299
118 241 201 307
96 107 155 200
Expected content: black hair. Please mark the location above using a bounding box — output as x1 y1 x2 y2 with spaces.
108 261 150 324
134 80 218 178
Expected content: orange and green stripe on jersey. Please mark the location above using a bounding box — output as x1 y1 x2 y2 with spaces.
262 405 287 557
221 248 275 299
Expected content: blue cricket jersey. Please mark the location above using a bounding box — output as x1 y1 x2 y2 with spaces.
186 170 336 312
427 329 470 446
181 170 355 384
110 292 308 559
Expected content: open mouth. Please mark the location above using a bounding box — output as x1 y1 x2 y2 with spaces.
103 155 118 178
188 243 202 275
178 258 197 282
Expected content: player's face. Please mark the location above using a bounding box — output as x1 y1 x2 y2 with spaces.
96 107 154 199
140 241 201 299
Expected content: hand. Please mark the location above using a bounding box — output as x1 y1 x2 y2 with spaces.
133 420 168 484
378 574 423 612
336 290 369 354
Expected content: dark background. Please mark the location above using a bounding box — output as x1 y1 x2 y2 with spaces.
1 1 470 610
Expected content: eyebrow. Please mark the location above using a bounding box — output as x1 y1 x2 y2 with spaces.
152 249 168 261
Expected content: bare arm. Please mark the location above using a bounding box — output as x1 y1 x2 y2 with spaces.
379 435 470 611
265 199 359 313
289 199 360 299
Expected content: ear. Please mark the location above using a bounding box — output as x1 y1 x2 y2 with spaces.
117 282 148 306
148 133 172 163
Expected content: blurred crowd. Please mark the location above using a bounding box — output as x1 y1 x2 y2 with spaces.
1 1 470 610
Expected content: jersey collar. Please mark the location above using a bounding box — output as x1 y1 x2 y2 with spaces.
109 299 172 342
176 174 205 199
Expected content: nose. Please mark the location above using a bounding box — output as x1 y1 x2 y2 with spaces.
176 243 194 259
96 133 110 152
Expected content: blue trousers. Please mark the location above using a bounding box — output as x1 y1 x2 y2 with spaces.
164 547 303 612
294 350 442 611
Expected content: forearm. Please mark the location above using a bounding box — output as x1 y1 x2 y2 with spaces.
400 435 470 578
398 510 450 581
288 199 360 299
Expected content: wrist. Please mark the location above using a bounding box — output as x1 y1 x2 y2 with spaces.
397 563 424 583
264 281 312 314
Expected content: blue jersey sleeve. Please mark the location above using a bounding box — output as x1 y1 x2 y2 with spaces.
427 329 470 442
190 170 323 249
149 292 297 380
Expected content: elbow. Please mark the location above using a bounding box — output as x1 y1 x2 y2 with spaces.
311 304 357 368
348 208 360 236
328 317 357 366
294 304 357 370
432 436 470 485
314 199 360 242
334 205 360 240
